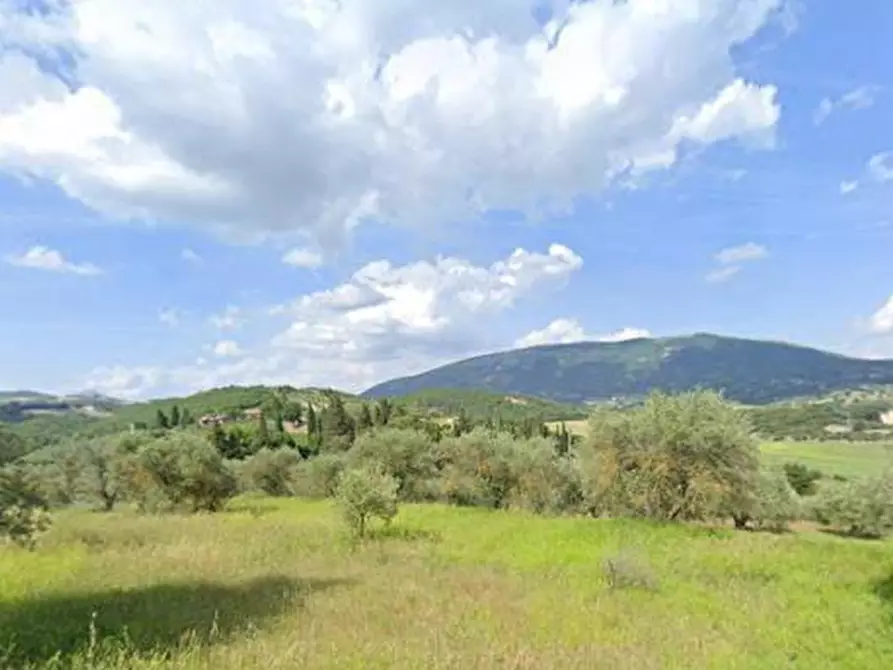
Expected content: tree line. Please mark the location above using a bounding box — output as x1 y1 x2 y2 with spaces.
3 390 891 547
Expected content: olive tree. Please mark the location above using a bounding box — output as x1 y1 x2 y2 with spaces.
0 466 49 547
348 428 439 502
336 465 399 538
579 391 760 522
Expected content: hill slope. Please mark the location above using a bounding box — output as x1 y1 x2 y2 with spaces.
363 333 893 405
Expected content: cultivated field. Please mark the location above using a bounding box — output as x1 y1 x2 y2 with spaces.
2 499 893 669
760 440 893 479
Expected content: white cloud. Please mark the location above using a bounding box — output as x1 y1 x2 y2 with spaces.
814 85 880 125
840 180 859 195
159 308 182 327
706 241 767 283
870 296 893 335
84 243 583 397
868 152 893 183
516 319 651 347
212 340 242 358
596 327 652 343
282 247 324 269
209 305 243 331
516 318 587 348
4 245 102 275
714 242 768 265
181 248 203 264
0 0 784 245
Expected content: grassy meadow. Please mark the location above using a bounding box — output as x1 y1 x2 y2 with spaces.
3 498 893 669
759 440 893 479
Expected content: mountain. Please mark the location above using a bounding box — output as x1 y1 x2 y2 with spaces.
362 333 893 405
0 390 123 423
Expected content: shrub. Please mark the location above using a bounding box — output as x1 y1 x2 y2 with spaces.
752 469 802 532
506 437 584 515
579 391 759 522
435 430 518 509
348 429 439 501
602 551 658 591
783 462 823 496
0 466 50 547
138 433 238 513
336 465 399 538
813 474 893 538
290 453 346 499
240 449 303 496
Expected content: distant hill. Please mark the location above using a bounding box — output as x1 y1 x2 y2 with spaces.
363 333 893 405
392 389 587 422
0 390 123 423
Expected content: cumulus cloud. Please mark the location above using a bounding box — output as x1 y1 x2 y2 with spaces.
706 241 767 283
840 180 859 195
868 152 893 183
515 319 651 348
181 248 203 264
212 340 242 358
209 305 244 331
3 245 102 275
84 243 583 397
282 247 324 269
0 0 784 245
870 296 893 335
814 86 880 125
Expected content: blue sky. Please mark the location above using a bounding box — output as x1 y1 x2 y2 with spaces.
1 0 892 398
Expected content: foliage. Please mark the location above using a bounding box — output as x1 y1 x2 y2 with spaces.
290 453 346 499
239 449 303 497
783 462 823 496
137 433 237 513
0 426 29 465
813 474 893 538
319 393 356 451
0 466 49 547
348 429 439 502
504 437 584 515
335 465 399 538
79 434 149 511
579 391 760 522
751 469 802 532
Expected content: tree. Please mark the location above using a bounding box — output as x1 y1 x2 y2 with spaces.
357 404 374 432
579 391 760 522
783 462 823 496
139 434 237 513
0 427 29 466
240 449 302 496
275 411 286 435
253 410 271 451
80 435 145 512
306 404 319 447
179 408 194 426
336 465 399 539
320 393 355 450
813 473 893 538
373 398 393 427
156 409 170 430
282 401 303 425
0 466 49 547
349 429 439 502
170 405 181 428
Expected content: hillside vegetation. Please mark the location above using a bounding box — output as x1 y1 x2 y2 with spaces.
364 333 893 405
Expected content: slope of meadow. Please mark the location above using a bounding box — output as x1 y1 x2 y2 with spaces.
2 498 892 669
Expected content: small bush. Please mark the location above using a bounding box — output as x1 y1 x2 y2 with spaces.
0 466 50 547
751 469 801 532
783 462 823 496
506 437 584 515
335 465 399 539
813 474 893 538
290 453 346 499
239 449 303 496
602 551 658 591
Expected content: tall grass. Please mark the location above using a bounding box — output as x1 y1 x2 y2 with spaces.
2 498 893 668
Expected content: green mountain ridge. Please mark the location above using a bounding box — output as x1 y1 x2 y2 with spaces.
362 333 893 405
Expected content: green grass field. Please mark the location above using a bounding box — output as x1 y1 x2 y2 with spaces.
2 498 893 669
760 441 893 479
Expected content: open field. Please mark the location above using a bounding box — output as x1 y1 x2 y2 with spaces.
3 498 893 669
760 441 893 479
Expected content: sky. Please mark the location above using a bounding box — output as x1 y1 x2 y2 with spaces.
0 0 892 399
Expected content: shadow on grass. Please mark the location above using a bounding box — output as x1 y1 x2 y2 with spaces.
0 575 352 666
818 527 884 541
366 525 442 543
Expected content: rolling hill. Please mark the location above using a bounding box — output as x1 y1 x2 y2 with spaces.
363 333 893 405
